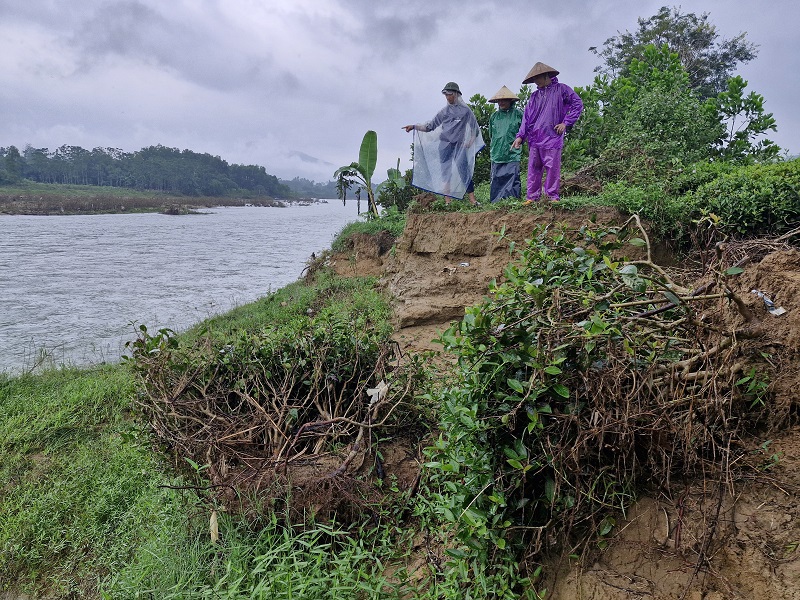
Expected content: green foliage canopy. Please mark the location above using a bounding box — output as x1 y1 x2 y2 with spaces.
712 75 780 162
376 159 414 211
568 45 724 183
590 5 758 99
565 43 779 186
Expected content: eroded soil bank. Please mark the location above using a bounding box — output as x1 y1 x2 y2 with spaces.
331 206 800 600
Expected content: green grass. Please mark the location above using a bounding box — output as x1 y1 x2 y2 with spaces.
108 513 423 599
0 365 200 597
0 273 418 599
0 181 176 199
330 207 406 252
183 271 391 346
181 279 321 344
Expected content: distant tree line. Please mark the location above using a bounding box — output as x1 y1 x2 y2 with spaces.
279 176 339 199
0 143 302 198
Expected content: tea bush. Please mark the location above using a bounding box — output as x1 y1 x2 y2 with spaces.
670 159 739 196
681 158 800 235
127 273 430 527
596 181 683 235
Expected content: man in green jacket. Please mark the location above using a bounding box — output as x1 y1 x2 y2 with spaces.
488 85 523 203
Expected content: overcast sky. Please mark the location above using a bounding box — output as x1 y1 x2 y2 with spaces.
0 0 796 184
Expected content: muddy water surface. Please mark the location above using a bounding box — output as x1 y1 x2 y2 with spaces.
0 202 357 373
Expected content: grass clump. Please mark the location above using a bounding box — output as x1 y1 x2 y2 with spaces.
0 366 197 597
110 512 422 599
330 206 406 253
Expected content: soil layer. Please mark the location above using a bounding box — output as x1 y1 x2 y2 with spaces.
330 205 800 600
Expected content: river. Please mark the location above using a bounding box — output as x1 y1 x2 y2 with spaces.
0 202 360 373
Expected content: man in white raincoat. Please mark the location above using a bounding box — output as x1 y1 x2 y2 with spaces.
404 82 484 205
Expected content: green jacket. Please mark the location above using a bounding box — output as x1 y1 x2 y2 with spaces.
489 107 523 163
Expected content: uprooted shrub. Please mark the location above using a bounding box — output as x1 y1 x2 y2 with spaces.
126 276 427 521
424 218 780 599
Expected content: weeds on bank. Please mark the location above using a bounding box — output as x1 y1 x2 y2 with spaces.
421 218 779 598
111 512 421 599
0 271 430 599
330 206 407 253
0 366 196 597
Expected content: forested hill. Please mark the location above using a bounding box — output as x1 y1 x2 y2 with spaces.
0 143 334 199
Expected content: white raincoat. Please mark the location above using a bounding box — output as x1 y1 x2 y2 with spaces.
411 97 484 200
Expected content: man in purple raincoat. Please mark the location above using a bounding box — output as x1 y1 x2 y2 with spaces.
511 62 583 202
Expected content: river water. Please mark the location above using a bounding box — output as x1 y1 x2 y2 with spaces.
0 202 360 374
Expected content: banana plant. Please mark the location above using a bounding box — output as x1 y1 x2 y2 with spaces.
374 157 408 209
334 130 379 217
377 158 406 193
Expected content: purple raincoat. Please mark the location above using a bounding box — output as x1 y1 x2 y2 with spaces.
516 77 583 150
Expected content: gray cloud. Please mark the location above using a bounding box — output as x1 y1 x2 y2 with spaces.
69 1 170 60
63 2 285 92
0 0 796 184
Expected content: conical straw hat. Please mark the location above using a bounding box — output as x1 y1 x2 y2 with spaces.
489 85 519 103
522 62 559 84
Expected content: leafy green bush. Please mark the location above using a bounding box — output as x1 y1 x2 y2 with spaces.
594 181 693 240
127 274 428 525
377 168 416 211
586 158 799 243
568 46 723 187
670 159 739 195
681 158 800 235
593 87 720 186
424 222 771 596
712 75 780 162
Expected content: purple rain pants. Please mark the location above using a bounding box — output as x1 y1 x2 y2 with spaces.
526 145 562 200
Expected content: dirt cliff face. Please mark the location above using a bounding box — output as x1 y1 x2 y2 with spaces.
330 208 800 599
384 207 645 354
389 207 636 322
